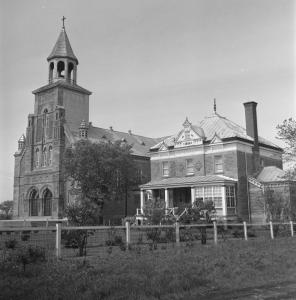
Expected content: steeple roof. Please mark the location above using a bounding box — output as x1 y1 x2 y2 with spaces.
47 28 78 64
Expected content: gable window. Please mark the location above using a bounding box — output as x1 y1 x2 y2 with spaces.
162 161 169 177
184 129 190 140
186 159 194 175
214 155 223 173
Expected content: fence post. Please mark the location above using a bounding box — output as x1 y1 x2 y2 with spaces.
175 221 180 245
270 221 274 240
56 223 61 259
125 221 131 247
213 221 218 244
243 221 248 241
290 221 294 237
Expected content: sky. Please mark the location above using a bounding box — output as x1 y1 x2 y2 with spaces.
0 0 295 202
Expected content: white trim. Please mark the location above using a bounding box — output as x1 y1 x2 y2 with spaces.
151 139 282 161
191 187 195 205
165 189 169 209
221 186 226 216
140 190 144 213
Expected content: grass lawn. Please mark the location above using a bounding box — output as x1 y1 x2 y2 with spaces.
1 238 296 299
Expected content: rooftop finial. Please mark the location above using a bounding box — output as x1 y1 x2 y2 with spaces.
62 16 66 29
213 98 217 114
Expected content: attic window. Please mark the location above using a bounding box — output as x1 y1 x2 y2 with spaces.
184 130 190 140
102 135 107 139
141 141 145 146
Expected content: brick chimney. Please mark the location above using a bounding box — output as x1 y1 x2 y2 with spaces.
244 102 259 148
243 101 260 173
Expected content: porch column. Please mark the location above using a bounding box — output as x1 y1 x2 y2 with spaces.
165 189 169 209
222 186 227 216
191 187 195 206
140 189 144 214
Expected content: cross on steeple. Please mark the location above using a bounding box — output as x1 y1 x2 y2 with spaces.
62 16 66 29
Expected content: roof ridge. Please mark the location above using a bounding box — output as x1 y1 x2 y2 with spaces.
89 125 160 141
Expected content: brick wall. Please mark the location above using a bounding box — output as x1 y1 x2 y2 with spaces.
151 154 205 180
61 88 89 131
236 151 253 221
249 184 265 223
260 155 282 169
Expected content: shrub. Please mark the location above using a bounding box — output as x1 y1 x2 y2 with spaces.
21 231 31 241
62 229 94 256
5 239 18 249
3 245 46 273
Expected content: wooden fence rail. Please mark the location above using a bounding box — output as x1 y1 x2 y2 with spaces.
1 221 294 259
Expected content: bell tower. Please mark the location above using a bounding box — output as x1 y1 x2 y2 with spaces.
47 17 78 84
13 18 91 219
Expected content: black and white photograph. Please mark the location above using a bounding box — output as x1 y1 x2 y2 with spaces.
0 0 295 299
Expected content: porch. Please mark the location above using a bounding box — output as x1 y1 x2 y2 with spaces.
139 175 237 218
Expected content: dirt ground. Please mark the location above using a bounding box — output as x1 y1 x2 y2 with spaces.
196 281 296 300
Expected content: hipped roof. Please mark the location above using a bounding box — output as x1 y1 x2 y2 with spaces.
140 175 237 189
151 113 282 151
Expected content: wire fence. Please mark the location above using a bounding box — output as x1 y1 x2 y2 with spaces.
0 221 295 259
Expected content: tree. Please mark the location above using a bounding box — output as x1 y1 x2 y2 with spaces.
64 139 137 219
264 188 292 222
62 200 102 256
63 140 137 255
0 200 14 220
277 118 296 179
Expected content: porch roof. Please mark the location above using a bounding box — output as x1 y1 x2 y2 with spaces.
140 175 237 189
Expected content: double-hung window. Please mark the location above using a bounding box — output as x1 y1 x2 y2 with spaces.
186 159 194 175
214 155 223 173
162 161 169 177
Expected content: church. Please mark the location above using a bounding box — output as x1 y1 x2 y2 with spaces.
13 23 159 224
13 23 296 224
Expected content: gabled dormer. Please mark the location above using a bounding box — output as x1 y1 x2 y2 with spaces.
159 142 169 152
175 117 205 148
210 133 222 144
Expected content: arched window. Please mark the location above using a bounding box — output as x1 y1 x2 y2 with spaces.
68 62 74 82
42 188 52 216
35 148 40 168
57 61 65 78
49 62 54 82
29 189 38 216
42 147 47 167
43 109 49 128
48 146 52 165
